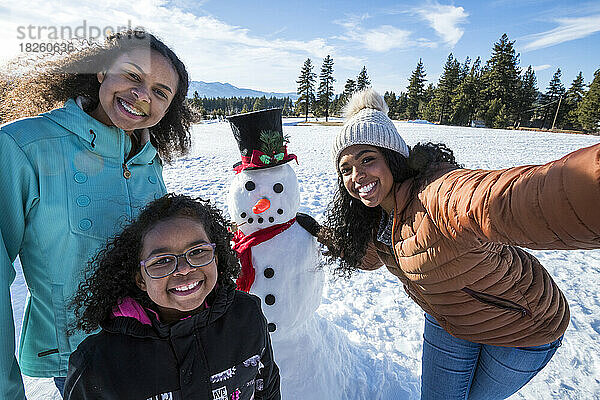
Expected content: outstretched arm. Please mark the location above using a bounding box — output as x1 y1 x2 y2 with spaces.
424 143 600 250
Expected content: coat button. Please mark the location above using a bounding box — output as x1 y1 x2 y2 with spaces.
265 294 275 305
264 268 274 278
268 323 276 332
73 172 87 183
148 176 157 184
79 219 92 231
123 170 132 179
76 195 90 207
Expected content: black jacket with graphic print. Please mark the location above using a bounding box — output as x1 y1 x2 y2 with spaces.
64 283 280 400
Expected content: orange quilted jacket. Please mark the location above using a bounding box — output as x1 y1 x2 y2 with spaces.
361 143 600 346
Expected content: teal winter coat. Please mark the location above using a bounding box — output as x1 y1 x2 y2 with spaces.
0 99 167 399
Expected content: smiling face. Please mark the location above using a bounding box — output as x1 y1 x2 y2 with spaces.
90 47 179 133
338 144 395 212
227 163 300 235
136 217 218 323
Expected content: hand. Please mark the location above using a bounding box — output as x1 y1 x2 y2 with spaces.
295 212 321 237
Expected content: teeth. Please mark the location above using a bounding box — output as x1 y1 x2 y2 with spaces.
358 182 375 194
173 281 200 292
119 99 145 116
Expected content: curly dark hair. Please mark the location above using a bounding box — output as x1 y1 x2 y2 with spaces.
323 142 460 278
70 193 241 334
0 29 191 162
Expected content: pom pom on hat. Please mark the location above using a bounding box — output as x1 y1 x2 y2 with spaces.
343 88 389 118
332 89 409 170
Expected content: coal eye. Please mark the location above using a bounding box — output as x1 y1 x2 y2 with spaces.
245 181 255 191
273 183 283 193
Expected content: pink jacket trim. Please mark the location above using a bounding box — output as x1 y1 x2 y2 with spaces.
111 297 154 326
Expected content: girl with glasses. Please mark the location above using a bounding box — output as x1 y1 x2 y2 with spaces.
64 194 280 399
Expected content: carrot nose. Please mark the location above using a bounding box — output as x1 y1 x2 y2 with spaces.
253 198 271 214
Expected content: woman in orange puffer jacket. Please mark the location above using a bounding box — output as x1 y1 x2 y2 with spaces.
298 88 600 400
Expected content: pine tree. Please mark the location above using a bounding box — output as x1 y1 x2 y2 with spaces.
544 68 566 129
189 91 206 118
384 91 398 119
406 59 427 120
514 65 538 127
458 57 471 83
330 94 343 116
450 57 482 126
344 78 357 95
356 66 371 91
564 72 586 129
433 53 461 124
296 58 317 122
317 55 335 122
481 34 521 126
253 96 267 111
397 92 408 120
339 78 357 108
578 69 600 133
421 84 436 121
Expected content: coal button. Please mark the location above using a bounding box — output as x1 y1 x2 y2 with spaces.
264 268 274 278
265 294 276 305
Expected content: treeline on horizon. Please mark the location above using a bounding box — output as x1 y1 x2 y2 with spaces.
189 33 600 134
188 95 296 118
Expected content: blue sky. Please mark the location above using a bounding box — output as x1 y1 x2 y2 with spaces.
1 0 599 95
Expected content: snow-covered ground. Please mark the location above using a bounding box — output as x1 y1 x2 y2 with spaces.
11 120 600 399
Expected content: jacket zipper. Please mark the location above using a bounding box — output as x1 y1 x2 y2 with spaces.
462 287 532 317
123 130 134 179
123 162 132 179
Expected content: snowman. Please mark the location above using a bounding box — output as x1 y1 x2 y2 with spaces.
226 109 323 338
226 109 417 400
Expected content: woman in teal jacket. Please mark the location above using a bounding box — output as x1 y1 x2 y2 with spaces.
0 30 192 399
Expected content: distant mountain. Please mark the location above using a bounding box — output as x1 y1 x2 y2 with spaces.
187 81 298 100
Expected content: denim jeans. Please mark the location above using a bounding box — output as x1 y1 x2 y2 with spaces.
421 313 562 400
54 377 66 397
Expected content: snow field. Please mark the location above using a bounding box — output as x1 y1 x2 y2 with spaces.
12 120 600 399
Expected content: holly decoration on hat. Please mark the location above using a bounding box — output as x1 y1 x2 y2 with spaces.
258 130 290 165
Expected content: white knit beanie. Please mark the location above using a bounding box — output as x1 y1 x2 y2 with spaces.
332 88 409 170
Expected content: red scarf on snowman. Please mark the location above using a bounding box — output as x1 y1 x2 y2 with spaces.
232 218 296 292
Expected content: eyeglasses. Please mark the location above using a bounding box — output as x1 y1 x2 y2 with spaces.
140 243 216 279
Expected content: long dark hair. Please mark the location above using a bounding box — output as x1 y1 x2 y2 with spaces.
70 194 241 334
323 142 459 278
0 29 191 162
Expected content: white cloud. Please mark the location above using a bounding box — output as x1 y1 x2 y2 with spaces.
334 15 435 52
362 26 412 52
0 0 358 91
533 64 552 72
521 15 600 51
413 2 468 47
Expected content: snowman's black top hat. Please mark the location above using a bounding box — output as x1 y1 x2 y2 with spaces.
227 108 297 173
